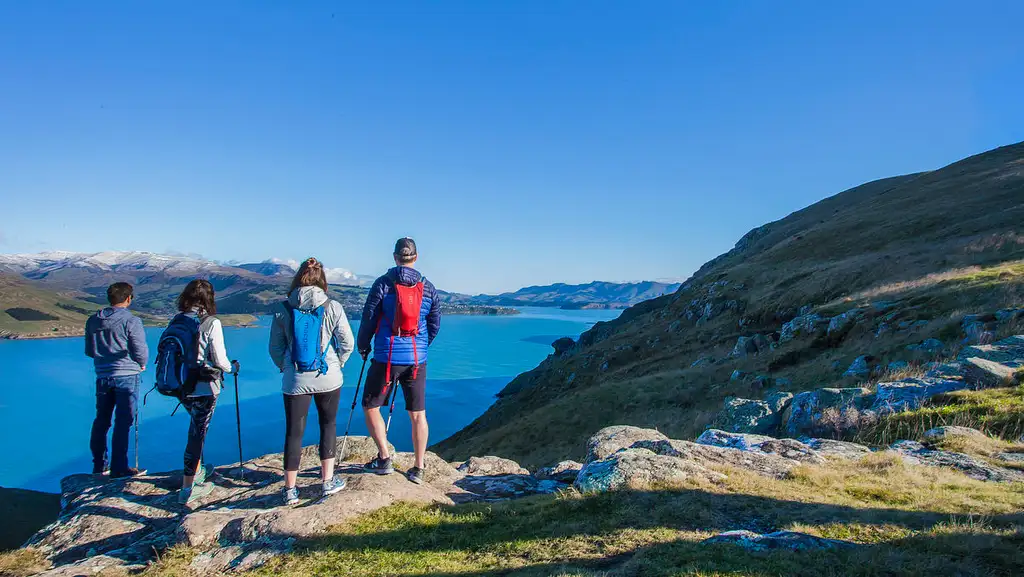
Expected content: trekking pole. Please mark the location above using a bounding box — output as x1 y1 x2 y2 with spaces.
339 357 369 463
233 364 244 479
384 378 401 434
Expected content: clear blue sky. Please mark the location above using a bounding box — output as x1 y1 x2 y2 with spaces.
1 1 1021 294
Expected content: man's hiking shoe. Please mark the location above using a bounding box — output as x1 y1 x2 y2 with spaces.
282 486 300 506
92 465 109 476
111 467 147 479
194 464 214 485
322 475 347 497
406 467 424 485
364 456 394 475
178 482 214 505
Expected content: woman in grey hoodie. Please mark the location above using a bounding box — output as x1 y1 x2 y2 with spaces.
269 258 355 504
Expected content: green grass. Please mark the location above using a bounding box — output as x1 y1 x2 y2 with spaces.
858 386 1024 447
133 454 1024 577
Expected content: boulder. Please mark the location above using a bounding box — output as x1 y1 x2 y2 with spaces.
703 530 857 551
574 448 726 492
765 391 795 413
695 430 825 465
907 338 946 356
710 398 779 435
957 336 1024 367
871 377 970 414
454 475 561 500
921 426 989 446
962 320 996 345
584 426 669 463
781 387 872 437
926 362 965 380
842 355 874 378
33 555 144 577
551 337 576 356
730 370 748 382
457 456 529 476
633 439 800 479
995 309 1024 323
961 357 1020 388
889 441 1024 483
799 438 872 460
779 314 829 344
827 309 863 337
690 356 714 368
535 460 583 483
730 336 760 358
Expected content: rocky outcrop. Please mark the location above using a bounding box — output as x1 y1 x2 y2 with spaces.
921 426 989 445
710 398 777 434
584 425 669 463
889 441 1024 483
22 437 562 575
781 387 872 437
457 455 529 476
703 530 857 551
574 448 726 492
799 438 872 460
535 460 583 483
779 313 828 344
551 337 576 356
632 438 801 479
871 377 969 414
696 430 826 465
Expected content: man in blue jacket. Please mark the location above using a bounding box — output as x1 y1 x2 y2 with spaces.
85 282 149 478
357 238 441 484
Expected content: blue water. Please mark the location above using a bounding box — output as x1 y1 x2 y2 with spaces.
0 307 619 492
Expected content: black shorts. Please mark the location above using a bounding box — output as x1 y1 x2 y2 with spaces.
362 361 427 412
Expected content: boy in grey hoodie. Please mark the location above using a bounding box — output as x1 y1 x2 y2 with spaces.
85 282 149 477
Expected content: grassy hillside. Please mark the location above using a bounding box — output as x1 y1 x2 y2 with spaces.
435 142 1024 468
0 274 102 338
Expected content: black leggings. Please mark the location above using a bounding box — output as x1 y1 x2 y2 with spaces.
183 395 217 476
283 388 341 471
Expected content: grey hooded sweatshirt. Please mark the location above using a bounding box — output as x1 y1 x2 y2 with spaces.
85 307 149 378
269 286 355 395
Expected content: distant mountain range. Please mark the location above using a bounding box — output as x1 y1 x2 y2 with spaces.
466 281 682 309
0 251 682 337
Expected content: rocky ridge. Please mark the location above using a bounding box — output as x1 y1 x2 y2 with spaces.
21 414 1024 576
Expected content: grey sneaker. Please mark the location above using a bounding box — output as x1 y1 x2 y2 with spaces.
322 475 347 497
283 486 300 505
178 482 214 505
406 467 424 485
363 455 394 475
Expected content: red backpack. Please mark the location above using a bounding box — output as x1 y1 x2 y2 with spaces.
382 280 425 383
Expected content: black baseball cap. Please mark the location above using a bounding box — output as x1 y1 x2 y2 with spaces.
394 237 417 262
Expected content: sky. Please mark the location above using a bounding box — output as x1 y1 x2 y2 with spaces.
1 1 1022 294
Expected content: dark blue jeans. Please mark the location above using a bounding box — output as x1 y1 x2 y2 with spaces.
90 375 140 474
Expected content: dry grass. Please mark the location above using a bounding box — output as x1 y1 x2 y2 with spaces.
0 549 49 577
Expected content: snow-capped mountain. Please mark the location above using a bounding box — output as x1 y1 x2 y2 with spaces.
0 251 365 286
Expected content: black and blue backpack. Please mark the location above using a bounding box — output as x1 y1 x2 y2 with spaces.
154 312 202 399
284 301 334 375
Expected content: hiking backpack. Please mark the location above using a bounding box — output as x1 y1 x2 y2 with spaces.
284 302 331 375
154 313 202 399
382 279 425 383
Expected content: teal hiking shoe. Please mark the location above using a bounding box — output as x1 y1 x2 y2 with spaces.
322 475 347 497
178 482 214 505
194 464 214 486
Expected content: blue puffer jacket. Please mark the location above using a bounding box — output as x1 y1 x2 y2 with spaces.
357 266 441 366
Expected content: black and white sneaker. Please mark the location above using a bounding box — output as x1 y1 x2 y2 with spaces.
406 467 424 485
111 467 147 479
363 455 394 475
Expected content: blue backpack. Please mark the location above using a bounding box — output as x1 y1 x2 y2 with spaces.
284 302 333 375
154 313 201 399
